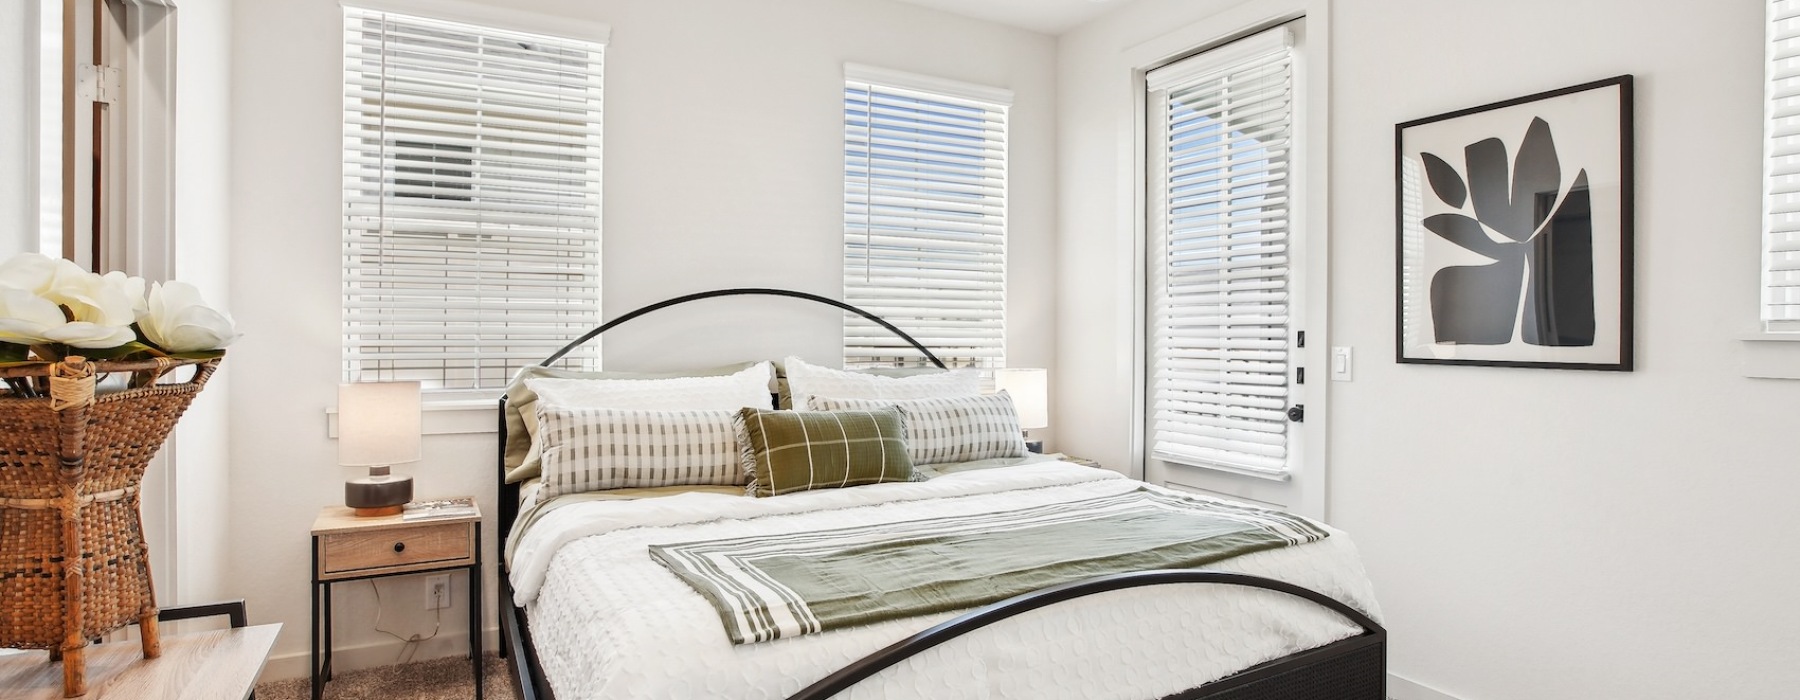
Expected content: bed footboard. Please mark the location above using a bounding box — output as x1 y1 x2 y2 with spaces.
784 570 1385 700
499 568 1383 700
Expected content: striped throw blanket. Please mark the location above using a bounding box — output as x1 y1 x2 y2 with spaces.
648 487 1329 644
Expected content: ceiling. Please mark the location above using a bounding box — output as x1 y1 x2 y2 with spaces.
887 0 1122 35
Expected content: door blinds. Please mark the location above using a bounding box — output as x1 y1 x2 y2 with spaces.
843 65 1011 369
342 7 604 392
1768 0 1800 331
1146 27 1297 477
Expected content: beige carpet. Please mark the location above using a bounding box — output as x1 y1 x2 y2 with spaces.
256 653 517 700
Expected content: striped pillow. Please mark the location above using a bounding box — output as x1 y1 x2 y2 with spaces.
807 392 1026 465
734 407 915 497
536 404 743 497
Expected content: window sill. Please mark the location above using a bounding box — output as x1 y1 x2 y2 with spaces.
1739 332 1800 379
326 400 498 438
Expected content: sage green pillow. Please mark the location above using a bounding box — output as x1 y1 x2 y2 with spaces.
734 407 915 497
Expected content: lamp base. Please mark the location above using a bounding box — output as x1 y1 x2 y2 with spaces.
346 472 413 518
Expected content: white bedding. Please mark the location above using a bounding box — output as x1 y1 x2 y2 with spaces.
513 460 1382 700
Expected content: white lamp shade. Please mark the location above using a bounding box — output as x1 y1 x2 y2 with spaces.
338 382 423 467
995 368 1049 431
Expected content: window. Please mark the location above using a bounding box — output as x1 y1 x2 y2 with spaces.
842 65 1010 370
1767 0 1800 331
1145 26 1299 479
342 7 604 394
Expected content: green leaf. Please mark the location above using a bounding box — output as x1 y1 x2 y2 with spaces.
0 342 26 363
130 323 168 354
169 349 227 361
82 342 155 360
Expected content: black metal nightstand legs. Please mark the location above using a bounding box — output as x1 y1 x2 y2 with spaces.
310 536 322 700
471 541 484 699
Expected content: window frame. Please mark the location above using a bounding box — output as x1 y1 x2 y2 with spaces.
841 64 1012 373
339 5 607 399
1130 4 1330 520
1766 0 1800 333
1146 26 1299 483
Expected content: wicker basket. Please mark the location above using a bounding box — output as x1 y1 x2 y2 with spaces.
0 355 221 697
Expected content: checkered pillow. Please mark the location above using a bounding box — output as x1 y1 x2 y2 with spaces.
734 407 915 497
535 405 744 497
806 392 1027 465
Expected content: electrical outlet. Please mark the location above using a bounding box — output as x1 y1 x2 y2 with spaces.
425 574 451 610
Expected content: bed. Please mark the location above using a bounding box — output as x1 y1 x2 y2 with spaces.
496 289 1385 700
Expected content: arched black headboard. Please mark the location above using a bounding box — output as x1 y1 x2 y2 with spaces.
538 287 946 369
499 288 948 541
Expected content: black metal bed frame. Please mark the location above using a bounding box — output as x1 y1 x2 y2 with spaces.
495 288 1385 700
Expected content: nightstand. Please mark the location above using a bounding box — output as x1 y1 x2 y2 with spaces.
310 503 482 700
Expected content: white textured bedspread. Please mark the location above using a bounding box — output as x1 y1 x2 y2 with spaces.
514 461 1381 700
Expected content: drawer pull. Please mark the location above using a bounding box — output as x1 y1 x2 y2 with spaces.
393 542 406 553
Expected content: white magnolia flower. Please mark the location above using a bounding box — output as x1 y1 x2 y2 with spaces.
43 321 139 349
142 281 239 353
0 253 71 295
0 282 138 349
102 271 149 321
52 270 136 328
0 287 67 346
0 252 137 330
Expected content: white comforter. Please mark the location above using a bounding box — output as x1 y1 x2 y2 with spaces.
513 461 1382 700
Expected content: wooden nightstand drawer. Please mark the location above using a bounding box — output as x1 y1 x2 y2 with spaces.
317 522 472 579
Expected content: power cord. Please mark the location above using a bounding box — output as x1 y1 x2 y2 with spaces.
368 578 443 664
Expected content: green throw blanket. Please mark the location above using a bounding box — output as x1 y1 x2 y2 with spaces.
649 487 1329 644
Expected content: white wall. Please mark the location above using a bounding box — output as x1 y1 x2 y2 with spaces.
226 0 1056 678
1 0 34 257
1056 1 1799 699
169 0 236 608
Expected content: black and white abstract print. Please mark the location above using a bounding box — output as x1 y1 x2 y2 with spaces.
1397 76 1632 370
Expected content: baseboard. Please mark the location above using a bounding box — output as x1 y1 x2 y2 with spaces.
260 626 501 682
1389 673 1463 700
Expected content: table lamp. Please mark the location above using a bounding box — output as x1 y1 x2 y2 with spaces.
995 368 1048 453
338 381 421 516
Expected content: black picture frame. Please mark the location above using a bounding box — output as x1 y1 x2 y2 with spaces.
1395 75 1634 371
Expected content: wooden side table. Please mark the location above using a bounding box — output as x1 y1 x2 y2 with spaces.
0 623 279 699
310 503 482 700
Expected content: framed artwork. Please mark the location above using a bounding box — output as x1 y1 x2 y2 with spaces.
1395 75 1634 370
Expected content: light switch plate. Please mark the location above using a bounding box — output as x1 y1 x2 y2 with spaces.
1330 346 1353 381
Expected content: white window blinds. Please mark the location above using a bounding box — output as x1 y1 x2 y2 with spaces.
342 7 604 393
1768 0 1800 331
1146 27 1297 477
843 65 1011 369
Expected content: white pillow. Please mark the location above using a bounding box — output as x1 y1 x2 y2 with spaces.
783 356 979 410
526 361 772 411
535 405 742 496
807 392 1026 465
